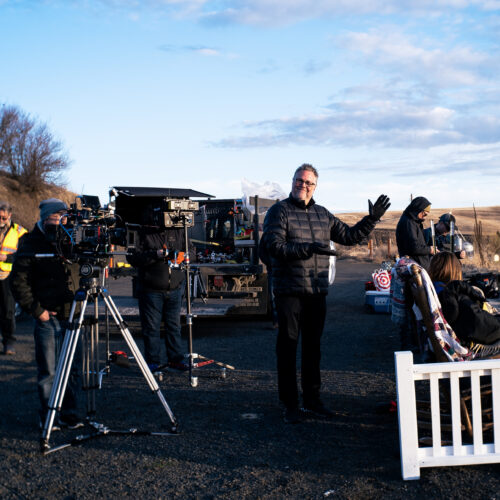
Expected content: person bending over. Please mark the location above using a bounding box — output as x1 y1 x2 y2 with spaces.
429 251 500 354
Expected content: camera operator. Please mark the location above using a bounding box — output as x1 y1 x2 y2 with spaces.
10 198 83 430
127 209 191 372
0 200 27 355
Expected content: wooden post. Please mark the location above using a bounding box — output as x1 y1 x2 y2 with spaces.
368 239 373 259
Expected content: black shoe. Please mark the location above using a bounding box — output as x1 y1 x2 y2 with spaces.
167 360 189 372
283 407 305 424
302 401 334 419
3 345 15 355
58 414 85 430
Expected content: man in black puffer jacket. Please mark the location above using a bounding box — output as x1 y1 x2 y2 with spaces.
262 164 390 423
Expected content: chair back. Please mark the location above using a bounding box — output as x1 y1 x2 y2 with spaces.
409 264 449 362
394 258 472 362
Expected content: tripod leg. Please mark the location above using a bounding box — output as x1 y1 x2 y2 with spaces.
83 296 99 417
41 297 88 451
100 293 177 430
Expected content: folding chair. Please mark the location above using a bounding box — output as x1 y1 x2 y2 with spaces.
405 261 499 439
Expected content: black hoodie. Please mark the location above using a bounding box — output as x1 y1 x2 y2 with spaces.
396 196 432 270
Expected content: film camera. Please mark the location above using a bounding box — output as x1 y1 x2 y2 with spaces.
56 195 127 265
151 198 199 228
110 186 211 235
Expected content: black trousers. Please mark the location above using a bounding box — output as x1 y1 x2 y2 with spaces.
275 294 327 408
0 277 16 348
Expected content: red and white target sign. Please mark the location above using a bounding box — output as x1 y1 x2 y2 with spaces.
372 269 391 292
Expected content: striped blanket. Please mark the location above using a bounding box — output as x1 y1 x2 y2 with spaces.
395 258 473 362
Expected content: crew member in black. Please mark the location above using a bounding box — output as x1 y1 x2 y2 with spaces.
127 210 190 372
396 196 435 271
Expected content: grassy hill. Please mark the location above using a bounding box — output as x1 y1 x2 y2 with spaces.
0 171 76 229
335 205 500 269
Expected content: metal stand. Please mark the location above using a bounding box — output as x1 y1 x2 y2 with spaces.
40 270 178 454
182 218 234 388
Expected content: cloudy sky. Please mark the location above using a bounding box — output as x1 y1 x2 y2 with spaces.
1 0 500 212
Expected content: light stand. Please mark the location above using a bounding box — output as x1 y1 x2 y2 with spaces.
181 215 234 388
40 264 178 454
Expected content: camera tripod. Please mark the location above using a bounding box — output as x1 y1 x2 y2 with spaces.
40 267 178 454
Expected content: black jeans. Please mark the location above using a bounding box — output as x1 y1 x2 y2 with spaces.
0 277 16 348
275 294 327 409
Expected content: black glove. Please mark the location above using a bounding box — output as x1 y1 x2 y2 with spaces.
369 194 391 221
310 242 337 256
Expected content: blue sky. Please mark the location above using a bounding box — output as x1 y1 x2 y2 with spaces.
1 0 500 212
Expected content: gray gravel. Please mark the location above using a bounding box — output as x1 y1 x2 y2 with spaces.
1 260 499 499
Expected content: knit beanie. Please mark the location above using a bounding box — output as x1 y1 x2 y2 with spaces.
39 198 68 221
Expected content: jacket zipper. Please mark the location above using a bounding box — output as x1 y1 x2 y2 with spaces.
306 208 319 292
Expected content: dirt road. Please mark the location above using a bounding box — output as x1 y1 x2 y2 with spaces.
1 260 499 499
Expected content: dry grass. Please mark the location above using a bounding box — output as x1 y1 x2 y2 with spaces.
336 206 500 236
0 171 76 230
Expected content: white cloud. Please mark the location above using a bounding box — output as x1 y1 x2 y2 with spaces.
23 0 500 26
158 43 222 56
339 30 493 87
197 0 500 26
214 98 500 149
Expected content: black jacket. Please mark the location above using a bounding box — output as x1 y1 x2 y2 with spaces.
396 197 432 270
10 223 80 320
262 195 376 295
438 280 500 345
126 227 187 293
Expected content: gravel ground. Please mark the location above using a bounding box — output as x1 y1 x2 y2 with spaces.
1 260 499 499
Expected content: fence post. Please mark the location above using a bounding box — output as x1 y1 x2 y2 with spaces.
368 239 373 259
395 351 420 480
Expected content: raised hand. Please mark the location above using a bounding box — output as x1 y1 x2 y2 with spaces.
368 194 391 221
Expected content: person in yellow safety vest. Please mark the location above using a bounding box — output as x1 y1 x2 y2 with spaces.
0 201 27 355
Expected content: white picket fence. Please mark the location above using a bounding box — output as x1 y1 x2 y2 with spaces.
394 351 500 480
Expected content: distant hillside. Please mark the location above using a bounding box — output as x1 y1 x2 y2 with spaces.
0 171 77 229
336 206 500 236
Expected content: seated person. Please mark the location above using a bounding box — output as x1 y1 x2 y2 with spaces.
429 251 500 348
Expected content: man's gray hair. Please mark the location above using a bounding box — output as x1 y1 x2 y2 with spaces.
294 163 318 178
0 201 12 213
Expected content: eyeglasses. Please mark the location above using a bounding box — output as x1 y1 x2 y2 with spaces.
422 211 430 217
294 179 316 188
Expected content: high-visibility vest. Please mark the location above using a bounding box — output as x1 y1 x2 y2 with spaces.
0 223 28 278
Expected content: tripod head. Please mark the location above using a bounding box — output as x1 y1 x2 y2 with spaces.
77 258 108 291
